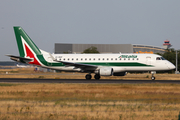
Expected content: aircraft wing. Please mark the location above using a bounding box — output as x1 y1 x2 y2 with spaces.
6 55 33 63
49 53 97 69
54 60 98 69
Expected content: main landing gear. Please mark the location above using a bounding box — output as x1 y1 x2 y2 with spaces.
85 74 101 80
151 71 156 80
94 74 100 80
85 74 92 80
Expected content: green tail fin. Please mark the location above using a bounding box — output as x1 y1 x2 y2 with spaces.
13 26 41 57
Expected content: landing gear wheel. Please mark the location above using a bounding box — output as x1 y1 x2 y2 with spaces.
94 74 101 80
85 74 92 80
151 76 155 80
151 71 156 80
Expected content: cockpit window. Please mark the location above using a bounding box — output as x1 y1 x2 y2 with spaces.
156 57 166 60
161 57 166 60
156 57 161 60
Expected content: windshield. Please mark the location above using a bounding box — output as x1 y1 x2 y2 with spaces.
161 57 166 60
156 57 166 60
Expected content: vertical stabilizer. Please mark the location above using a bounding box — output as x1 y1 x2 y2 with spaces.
11 26 63 67
13 27 41 57
13 26 43 66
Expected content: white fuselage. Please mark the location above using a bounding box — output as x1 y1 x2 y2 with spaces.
41 53 175 73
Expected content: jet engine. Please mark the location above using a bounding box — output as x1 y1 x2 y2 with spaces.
98 67 113 76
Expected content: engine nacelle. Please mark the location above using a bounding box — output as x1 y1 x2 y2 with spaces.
99 67 113 76
113 72 127 76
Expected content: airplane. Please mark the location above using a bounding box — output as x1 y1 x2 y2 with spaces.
6 26 175 80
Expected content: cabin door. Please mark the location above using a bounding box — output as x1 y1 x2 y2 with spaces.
146 56 151 65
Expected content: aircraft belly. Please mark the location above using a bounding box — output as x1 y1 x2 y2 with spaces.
112 67 126 73
121 67 155 72
48 66 81 72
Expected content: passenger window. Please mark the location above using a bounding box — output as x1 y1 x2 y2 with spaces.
128 58 130 60
98 58 100 60
89 58 91 60
107 58 109 60
111 58 113 60
119 58 121 60
63 58 65 61
72 58 74 60
93 58 95 60
81 58 83 61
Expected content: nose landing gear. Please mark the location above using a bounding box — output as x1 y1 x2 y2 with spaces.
151 71 156 80
151 76 155 80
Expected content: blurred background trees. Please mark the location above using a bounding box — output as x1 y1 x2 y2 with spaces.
83 46 99 53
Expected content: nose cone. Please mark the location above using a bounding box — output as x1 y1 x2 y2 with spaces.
168 62 176 70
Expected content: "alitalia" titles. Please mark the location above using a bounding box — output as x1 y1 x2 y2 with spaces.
119 55 138 58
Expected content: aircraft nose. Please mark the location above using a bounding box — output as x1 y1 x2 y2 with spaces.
168 62 176 70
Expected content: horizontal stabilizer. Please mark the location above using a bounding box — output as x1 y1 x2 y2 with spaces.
6 55 33 63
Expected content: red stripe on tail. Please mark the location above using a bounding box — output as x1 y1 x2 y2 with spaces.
24 44 41 66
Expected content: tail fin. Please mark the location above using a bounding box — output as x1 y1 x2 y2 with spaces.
13 26 42 65
12 26 60 67
14 27 41 57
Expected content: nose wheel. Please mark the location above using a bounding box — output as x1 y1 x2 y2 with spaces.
151 71 156 80
151 76 155 80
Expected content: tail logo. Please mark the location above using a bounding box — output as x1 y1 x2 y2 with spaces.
21 36 41 66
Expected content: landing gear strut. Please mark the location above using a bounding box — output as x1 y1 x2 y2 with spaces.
151 71 156 80
85 74 92 80
94 74 101 80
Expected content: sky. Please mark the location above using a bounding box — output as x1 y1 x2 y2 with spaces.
0 0 180 61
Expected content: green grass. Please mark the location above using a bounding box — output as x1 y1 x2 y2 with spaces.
0 83 19 86
9 71 19 73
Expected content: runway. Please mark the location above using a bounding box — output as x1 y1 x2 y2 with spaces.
0 78 180 84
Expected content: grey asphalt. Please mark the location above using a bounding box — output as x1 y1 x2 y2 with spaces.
0 78 180 84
